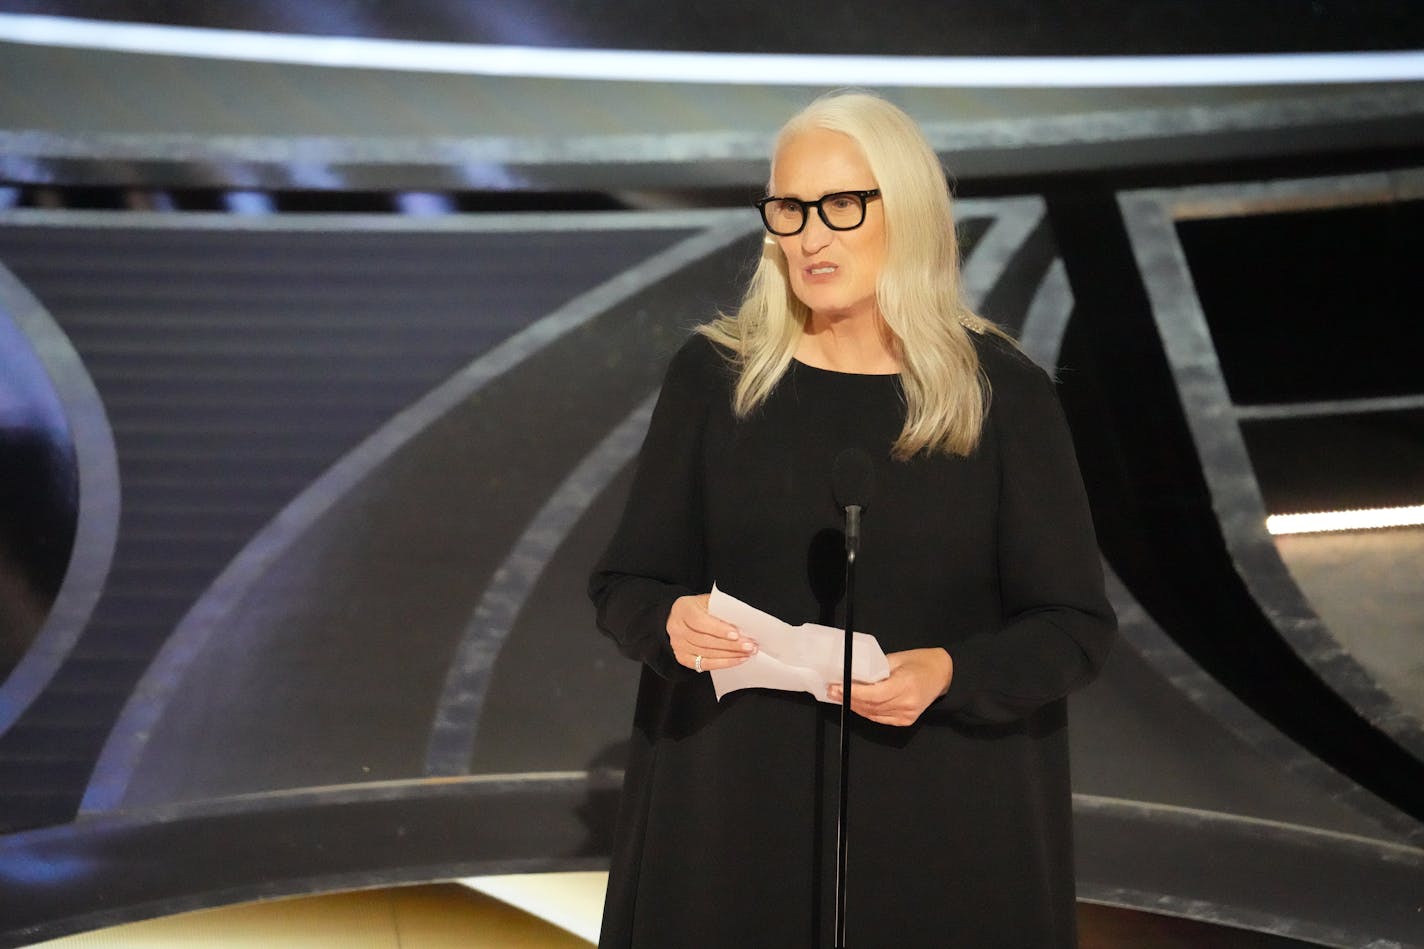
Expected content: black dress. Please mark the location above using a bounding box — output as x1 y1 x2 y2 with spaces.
589 332 1116 948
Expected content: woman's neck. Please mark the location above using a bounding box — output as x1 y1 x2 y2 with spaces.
796 312 900 374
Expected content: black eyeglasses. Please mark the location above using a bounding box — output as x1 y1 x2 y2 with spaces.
755 189 881 236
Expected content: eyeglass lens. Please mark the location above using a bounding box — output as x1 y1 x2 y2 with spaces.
762 192 868 235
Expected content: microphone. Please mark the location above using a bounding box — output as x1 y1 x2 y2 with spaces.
832 448 875 563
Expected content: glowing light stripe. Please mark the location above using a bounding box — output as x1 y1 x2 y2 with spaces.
1 14 1423 87
1266 504 1424 535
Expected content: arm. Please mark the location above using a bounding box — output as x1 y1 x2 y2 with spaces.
835 351 1116 726
938 354 1117 724
588 339 737 680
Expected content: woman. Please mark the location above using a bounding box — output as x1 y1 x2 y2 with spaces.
589 91 1115 948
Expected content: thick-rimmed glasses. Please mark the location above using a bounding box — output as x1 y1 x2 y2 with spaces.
755 189 881 236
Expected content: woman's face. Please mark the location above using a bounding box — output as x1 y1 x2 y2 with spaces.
769 128 887 326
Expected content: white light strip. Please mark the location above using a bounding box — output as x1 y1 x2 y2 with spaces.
2 13 1423 87
1266 504 1424 535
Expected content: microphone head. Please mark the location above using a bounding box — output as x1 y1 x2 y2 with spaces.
832 448 876 510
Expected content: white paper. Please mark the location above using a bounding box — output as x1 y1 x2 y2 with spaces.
706 585 890 703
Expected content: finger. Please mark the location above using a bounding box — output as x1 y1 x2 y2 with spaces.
864 710 916 727
829 677 899 705
678 650 752 672
830 693 890 723
678 646 755 666
829 686 908 722
852 701 907 725
666 596 749 658
679 596 745 639
682 630 758 657
673 630 757 655
843 688 913 722
680 611 743 640
854 696 902 719
675 627 757 654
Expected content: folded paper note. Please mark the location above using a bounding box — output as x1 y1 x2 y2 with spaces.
707 585 890 703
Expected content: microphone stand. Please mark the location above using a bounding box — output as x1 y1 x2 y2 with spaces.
834 501 862 949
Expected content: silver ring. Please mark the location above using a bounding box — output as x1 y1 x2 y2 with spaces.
694 655 703 673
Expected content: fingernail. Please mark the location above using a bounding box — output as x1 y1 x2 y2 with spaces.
726 629 740 641
742 641 756 653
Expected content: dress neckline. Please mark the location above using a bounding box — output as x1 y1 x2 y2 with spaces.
790 357 901 378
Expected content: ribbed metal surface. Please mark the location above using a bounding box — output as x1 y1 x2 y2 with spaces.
0 221 688 830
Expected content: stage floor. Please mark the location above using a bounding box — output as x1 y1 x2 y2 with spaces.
21 873 1319 949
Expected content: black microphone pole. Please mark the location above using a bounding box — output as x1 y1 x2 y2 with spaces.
831 449 874 949
836 500 859 949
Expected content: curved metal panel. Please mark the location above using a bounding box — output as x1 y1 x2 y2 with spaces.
1075 794 1424 948
0 264 119 735
2 776 1419 949
958 197 1045 311
424 393 658 775
1119 176 1424 768
82 214 757 813
1012 236 1418 842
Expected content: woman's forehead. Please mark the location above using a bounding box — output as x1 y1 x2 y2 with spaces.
770 128 874 195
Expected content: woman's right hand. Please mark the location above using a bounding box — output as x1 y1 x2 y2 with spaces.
667 593 757 673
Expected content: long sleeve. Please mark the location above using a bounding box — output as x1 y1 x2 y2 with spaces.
939 346 1117 723
588 338 715 681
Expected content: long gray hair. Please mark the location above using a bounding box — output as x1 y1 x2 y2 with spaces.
700 90 1011 458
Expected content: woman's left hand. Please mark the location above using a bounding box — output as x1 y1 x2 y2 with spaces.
827 648 953 727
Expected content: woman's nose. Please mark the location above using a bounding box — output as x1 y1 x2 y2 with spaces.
799 212 833 252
